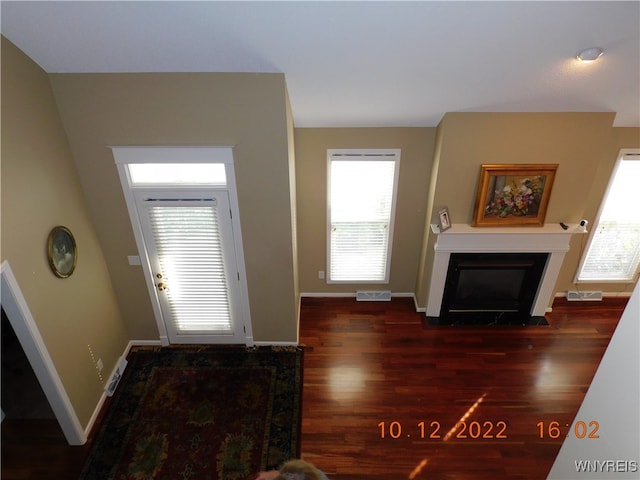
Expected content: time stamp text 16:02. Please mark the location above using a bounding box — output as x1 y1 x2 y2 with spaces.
378 420 600 440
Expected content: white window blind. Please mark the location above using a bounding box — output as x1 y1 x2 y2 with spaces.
328 150 400 283
577 150 640 282
148 202 233 332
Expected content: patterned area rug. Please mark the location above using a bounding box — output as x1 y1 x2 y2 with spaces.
80 345 303 480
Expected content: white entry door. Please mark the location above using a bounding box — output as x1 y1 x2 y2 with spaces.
135 190 245 343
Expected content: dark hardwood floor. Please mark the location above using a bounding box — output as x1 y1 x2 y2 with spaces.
1 419 89 480
0 297 626 479
298 296 627 480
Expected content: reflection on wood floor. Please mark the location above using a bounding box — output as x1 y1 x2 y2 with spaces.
298 296 626 480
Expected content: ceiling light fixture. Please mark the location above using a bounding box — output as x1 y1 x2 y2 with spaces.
576 47 604 62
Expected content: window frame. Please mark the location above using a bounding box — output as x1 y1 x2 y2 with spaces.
326 149 401 284
575 148 640 283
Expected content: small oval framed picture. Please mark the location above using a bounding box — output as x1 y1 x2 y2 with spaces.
47 226 77 278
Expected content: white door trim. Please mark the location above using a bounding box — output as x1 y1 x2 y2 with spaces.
111 146 253 346
0 261 86 445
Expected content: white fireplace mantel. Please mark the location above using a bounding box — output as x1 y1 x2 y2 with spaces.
426 223 586 318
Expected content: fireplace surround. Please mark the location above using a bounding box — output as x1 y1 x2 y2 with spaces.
425 223 585 324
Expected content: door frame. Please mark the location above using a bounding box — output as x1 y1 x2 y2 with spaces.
112 146 253 346
0 261 86 445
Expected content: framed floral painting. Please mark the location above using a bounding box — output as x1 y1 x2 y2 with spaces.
472 164 558 227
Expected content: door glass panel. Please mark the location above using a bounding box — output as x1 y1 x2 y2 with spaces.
145 199 234 335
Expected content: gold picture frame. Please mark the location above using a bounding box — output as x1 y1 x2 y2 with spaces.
47 226 77 278
472 164 558 227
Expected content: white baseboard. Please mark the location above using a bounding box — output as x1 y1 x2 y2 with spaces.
253 341 300 347
412 296 426 312
299 292 356 298
556 291 632 298
84 395 105 438
391 292 416 298
84 339 163 438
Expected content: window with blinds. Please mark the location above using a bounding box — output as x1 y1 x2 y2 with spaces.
576 150 640 282
327 150 400 283
147 202 232 333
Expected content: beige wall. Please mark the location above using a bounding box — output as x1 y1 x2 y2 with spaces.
1 37 129 427
47 71 298 343
557 127 640 295
416 113 640 307
294 128 436 294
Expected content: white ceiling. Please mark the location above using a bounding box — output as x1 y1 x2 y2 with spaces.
2 1 639 127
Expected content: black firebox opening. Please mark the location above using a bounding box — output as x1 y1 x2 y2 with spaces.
436 252 549 325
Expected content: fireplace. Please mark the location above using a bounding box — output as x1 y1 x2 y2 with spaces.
424 223 585 325
438 252 549 325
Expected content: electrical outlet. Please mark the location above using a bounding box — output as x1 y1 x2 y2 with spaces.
318 270 325 279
